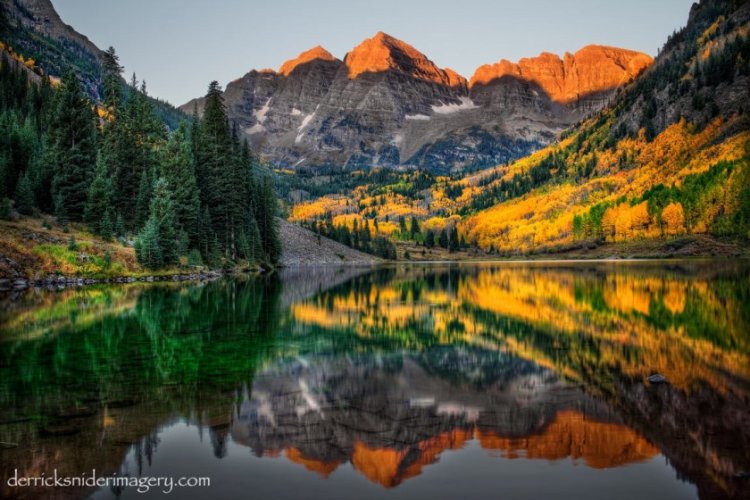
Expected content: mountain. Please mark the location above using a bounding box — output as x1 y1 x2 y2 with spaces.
0 0 103 96
180 33 651 174
288 0 750 257
0 0 186 128
458 0 750 253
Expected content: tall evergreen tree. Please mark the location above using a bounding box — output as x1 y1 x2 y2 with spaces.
135 217 162 269
134 168 152 229
160 123 200 242
147 178 178 265
254 174 281 263
14 171 33 215
112 75 164 228
409 215 420 238
448 227 459 252
101 47 123 115
50 71 96 220
84 153 113 233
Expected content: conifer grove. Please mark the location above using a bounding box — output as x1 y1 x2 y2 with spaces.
0 47 281 269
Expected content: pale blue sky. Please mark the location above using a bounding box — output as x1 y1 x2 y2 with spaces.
51 0 695 106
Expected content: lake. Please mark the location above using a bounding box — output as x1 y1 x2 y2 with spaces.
1 261 748 499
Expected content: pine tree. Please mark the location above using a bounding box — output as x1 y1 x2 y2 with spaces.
99 210 113 241
439 229 449 248
425 231 435 248
254 174 281 263
27 134 55 212
84 154 113 233
115 213 126 237
101 47 123 115
146 178 178 266
0 151 8 200
399 216 407 234
448 227 459 252
14 172 34 215
54 193 68 226
409 216 420 238
112 75 164 228
50 71 97 221
195 81 234 256
134 168 152 229
135 217 162 269
160 122 200 241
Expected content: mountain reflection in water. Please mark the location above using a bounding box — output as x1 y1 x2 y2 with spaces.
0 261 748 499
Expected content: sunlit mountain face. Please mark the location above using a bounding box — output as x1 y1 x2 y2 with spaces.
1 262 748 499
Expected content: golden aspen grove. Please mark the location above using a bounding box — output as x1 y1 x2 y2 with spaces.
288 2 750 258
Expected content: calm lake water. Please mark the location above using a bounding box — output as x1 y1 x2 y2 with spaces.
1 261 748 499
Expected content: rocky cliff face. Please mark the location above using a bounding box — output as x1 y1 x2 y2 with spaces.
470 45 653 112
181 34 652 174
2 0 105 96
229 347 644 487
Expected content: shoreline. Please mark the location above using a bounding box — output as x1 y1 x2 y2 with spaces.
0 269 237 292
3 254 748 293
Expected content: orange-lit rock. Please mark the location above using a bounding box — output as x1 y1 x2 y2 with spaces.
477 410 658 468
285 447 342 478
279 45 339 76
345 31 466 87
351 429 471 488
469 45 653 103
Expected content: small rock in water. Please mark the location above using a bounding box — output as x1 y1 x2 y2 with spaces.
648 373 668 384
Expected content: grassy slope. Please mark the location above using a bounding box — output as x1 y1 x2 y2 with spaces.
0 215 184 279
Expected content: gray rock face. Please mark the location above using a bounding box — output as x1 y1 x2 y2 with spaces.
229 347 620 480
277 218 381 266
180 34 651 174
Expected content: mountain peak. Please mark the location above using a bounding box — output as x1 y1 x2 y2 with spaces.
345 32 460 86
279 45 339 76
469 45 652 103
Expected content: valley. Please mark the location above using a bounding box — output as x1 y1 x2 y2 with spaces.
0 0 748 278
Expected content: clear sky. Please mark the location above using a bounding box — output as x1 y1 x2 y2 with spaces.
51 0 695 106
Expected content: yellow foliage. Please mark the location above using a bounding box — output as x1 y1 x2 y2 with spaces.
662 202 686 236
459 116 749 253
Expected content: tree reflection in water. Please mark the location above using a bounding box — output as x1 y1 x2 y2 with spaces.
0 261 748 499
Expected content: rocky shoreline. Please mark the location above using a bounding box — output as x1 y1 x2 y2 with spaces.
0 270 234 292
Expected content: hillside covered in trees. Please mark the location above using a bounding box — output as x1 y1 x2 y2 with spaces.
288 0 750 257
0 46 281 272
1 0 749 269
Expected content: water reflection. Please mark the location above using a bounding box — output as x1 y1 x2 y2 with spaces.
231 348 657 488
0 261 748 499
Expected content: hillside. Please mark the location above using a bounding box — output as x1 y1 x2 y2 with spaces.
0 0 186 128
289 0 750 257
0 216 379 282
460 0 750 254
180 33 650 174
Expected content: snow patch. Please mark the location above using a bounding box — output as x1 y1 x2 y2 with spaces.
296 379 322 418
253 98 272 124
436 403 481 422
295 105 318 144
253 391 276 426
246 124 265 135
291 108 302 116
405 114 430 121
409 397 435 408
431 96 478 114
